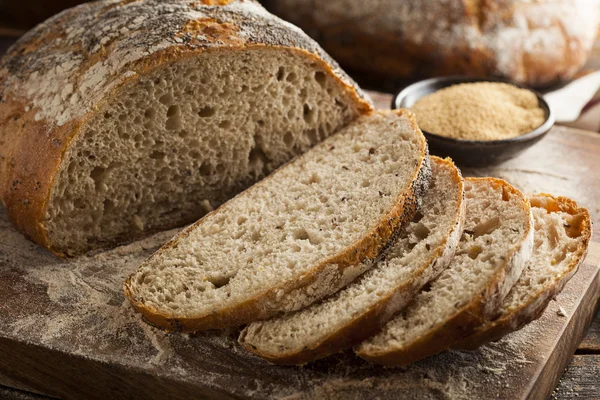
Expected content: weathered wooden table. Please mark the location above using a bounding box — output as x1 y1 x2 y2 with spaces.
1 33 600 400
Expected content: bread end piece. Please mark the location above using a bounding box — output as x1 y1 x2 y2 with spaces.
455 193 592 349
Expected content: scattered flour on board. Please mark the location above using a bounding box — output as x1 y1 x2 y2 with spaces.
0 203 588 399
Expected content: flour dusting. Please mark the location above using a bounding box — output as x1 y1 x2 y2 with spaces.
0 204 595 398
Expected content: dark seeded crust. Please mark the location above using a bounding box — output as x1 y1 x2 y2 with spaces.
454 194 592 350
0 0 372 257
264 0 599 87
355 177 534 367
237 157 464 365
123 109 429 332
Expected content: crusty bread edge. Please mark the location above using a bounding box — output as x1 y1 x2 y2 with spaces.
454 194 593 350
355 177 535 367
237 157 465 365
0 41 373 257
124 109 429 331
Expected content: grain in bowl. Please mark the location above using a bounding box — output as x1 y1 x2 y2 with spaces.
410 82 546 141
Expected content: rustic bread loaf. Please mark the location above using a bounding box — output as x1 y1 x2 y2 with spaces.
239 156 464 364
264 0 600 87
355 178 534 366
454 194 592 349
0 0 372 257
124 110 430 331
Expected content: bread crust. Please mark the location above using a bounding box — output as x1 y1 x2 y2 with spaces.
454 194 592 350
238 157 465 365
0 0 372 257
355 177 534 367
265 0 599 87
123 109 429 331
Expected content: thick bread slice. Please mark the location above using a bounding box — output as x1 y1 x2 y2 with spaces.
0 0 372 257
454 194 592 349
238 157 464 364
124 110 430 331
355 177 534 366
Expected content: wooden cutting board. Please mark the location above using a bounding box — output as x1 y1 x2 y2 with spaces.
1 119 599 400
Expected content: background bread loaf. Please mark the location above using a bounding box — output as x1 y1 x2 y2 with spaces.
264 0 600 87
0 0 372 256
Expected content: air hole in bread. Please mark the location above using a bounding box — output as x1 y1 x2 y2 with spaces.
165 115 182 130
502 186 511 201
277 66 285 81
250 230 261 242
564 215 584 239
283 132 294 147
412 222 431 242
74 198 86 209
198 106 216 118
303 104 315 123
199 163 212 176
421 281 433 293
208 275 233 289
467 245 483 260
219 120 232 129
167 105 180 117
472 216 500 238
293 228 309 241
308 172 321 184
149 151 165 160
286 72 298 82
249 145 269 169
314 71 326 87
103 199 115 212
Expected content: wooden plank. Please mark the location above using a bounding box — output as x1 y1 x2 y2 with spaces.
0 386 51 400
526 248 600 400
0 213 597 400
578 309 600 353
550 355 600 399
0 38 598 400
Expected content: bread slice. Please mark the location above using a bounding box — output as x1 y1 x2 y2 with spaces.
454 194 592 349
355 177 534 366
0 0 372 256
124 110 430 331
238 157 464 364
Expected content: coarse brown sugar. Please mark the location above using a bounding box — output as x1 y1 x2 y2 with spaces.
410 82 545 141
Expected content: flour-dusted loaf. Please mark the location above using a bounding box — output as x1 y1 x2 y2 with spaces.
0 0 372 257
124 110 430 331
239 157 464 364
356 178 534 366
264 0 600 87
455 194 592 349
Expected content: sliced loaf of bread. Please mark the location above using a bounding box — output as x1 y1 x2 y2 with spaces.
238 157 464 364
0 0 372 256
124 110 430 331
454 194 592 349
355 178 534 366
